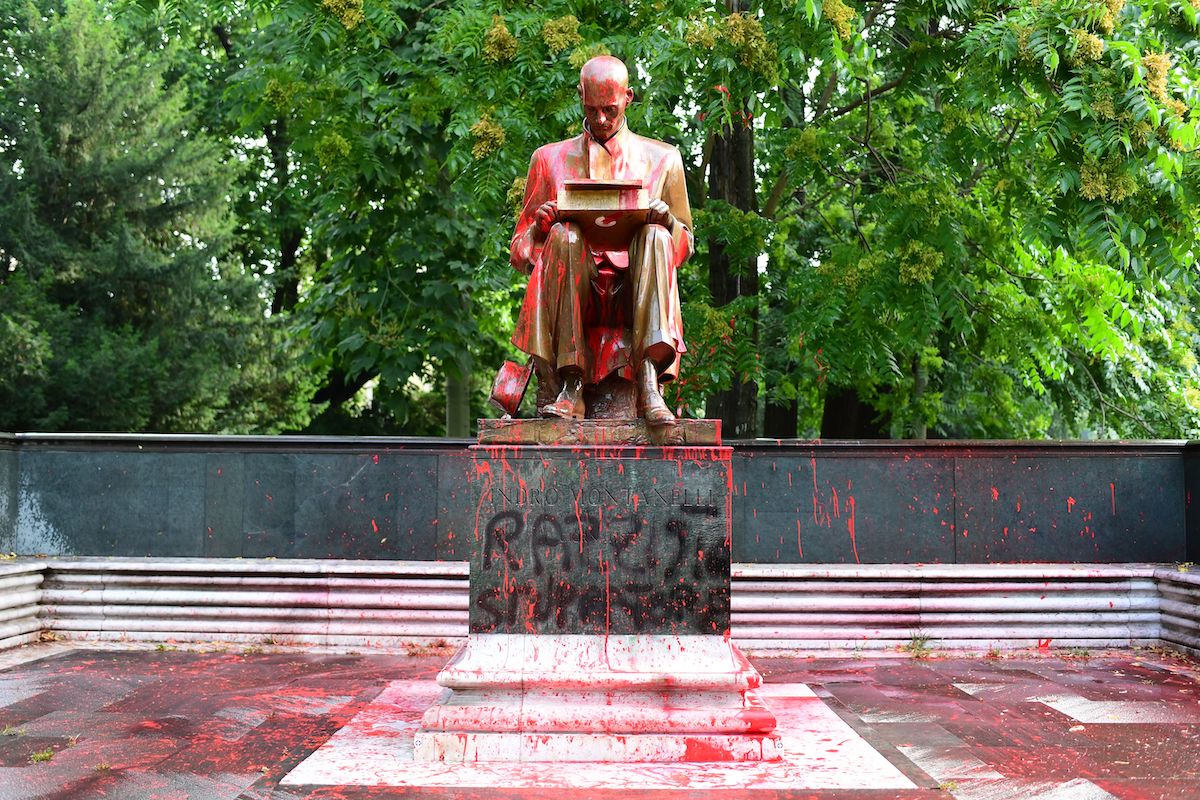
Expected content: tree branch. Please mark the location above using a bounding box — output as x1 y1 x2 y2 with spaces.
811 74 838 121
763 171 791 219
959 118 1021 196
312 369 374 407
1069 350 1155 435
211 24 234 59
828 70 909 120
963 237 1049 282
862 0 890 30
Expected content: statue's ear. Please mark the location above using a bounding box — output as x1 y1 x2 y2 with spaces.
626 87 635 105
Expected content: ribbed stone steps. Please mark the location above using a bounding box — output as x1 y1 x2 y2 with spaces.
0 558 1194 655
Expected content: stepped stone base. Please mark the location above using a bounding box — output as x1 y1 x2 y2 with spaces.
413 633 781 763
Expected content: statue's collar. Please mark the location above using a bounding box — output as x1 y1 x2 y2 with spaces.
582 119 629 155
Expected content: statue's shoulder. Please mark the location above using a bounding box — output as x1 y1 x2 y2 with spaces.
627 131 682 161
532 133 585 163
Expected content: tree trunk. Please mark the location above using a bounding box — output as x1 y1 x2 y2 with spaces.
312 369 372 407
910 355 928 439
763 397 798 438
266 119 303 316
706 116 759 438
445 368 470 437
819 388 890 438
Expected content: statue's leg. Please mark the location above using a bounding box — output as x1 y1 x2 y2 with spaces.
521 222 592 419
628 224 680 426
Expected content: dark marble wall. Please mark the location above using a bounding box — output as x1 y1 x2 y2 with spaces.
731 442 1186 564
1 434 1191 564
10 435 460 561
0 436 15 551
1186 441 1200 562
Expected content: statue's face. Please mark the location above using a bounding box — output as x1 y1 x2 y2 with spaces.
579 71 632 143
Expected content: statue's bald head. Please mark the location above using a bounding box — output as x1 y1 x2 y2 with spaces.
579 56 628 90
578 56 633 143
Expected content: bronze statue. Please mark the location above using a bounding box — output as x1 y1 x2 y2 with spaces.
508 56 693 428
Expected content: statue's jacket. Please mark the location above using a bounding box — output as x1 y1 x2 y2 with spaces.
509 125 693 384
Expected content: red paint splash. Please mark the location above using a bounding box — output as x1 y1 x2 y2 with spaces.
683 737 734 761
846 495 859 564
990 487 999 502
1110 482 1117 515
796 519 803 558
811 458 820 524
1067 496 1076 513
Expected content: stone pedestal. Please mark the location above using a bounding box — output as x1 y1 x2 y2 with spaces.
414 421 780 762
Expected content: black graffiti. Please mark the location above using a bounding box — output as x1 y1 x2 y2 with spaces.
471 579 730 635
532 511 601 576
481 510 523 572
472 507 730 635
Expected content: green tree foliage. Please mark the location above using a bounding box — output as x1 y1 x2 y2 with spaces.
398 0 1200 438
0 0 313 432
121 0 516 433
764 0 1200 437
7 0 1196 439
298 0 1199 438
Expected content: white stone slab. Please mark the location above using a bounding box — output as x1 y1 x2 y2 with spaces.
952 777 1120 800
438 634 759 691
1030 694 1200 723
413 730 779 762
422 692 776 734
894 744 1005 781
282 679 916 789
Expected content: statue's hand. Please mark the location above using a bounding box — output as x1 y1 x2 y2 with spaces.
647 199 675 229
535 200 559 235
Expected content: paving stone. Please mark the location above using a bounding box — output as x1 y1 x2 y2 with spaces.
0 647 1193 798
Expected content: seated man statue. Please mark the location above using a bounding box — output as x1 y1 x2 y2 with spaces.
509 55 693 428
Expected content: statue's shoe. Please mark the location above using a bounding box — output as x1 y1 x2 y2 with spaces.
539 389 585 420
638 389 676 428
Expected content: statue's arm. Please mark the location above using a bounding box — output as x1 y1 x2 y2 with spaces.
509 152 549 274
663 148 695 265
